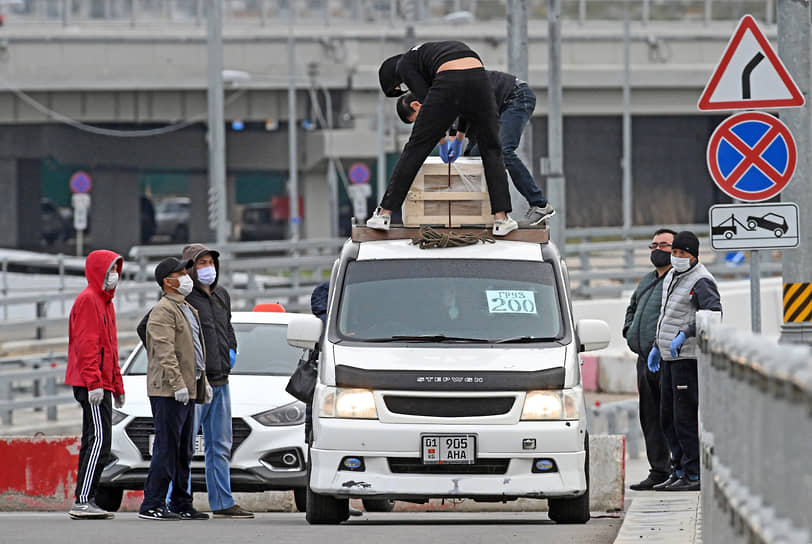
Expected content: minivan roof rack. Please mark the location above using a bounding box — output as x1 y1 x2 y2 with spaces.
351 225 549 244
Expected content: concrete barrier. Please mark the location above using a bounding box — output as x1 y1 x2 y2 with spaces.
1 434 625 514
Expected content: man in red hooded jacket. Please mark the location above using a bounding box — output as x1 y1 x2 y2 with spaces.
65 250 125 519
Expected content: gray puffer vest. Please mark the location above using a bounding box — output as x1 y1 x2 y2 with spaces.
656 262 714 361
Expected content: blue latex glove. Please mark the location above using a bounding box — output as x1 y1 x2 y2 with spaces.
438 141 450 163
229 348 237 369
448 138 463 163
647 346 661 373
670 331 687 359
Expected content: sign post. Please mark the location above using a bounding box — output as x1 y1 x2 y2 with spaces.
69 171 92 257
700 14 804 333
348 163 372 222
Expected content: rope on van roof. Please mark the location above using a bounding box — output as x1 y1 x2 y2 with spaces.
410 226 495 249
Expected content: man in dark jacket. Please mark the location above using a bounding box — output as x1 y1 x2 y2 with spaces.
66 250 125 519
622 228 675 490
397 70 554 227
180 243 253 518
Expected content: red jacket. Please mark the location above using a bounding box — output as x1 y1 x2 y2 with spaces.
65 250 125 395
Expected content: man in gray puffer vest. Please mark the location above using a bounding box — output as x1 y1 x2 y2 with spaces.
623 228 675 490
648 231 721 492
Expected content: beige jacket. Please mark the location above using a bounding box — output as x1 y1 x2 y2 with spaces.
146 292 208 399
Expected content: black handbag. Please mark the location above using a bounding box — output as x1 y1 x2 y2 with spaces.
285 348 318 404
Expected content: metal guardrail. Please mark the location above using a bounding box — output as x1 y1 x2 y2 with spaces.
696 311 811 544
3 0 778 27
0 356 72 425
586 397 644 459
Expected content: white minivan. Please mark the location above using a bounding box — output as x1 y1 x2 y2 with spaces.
287 228 610 524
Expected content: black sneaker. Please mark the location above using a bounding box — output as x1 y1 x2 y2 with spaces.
170 507 209 520
138 506 182 520
629 472 669 491
653 473 681 491
662 476 700 492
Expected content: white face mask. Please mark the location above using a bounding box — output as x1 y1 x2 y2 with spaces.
176 275 194 297
103 272 119 290
671 255 692 273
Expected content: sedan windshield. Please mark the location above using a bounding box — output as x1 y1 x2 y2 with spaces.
336 259 563 343
125 322 303 376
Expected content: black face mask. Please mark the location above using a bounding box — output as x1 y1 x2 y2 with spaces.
650 249 671 268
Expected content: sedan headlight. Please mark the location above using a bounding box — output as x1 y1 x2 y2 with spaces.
253 401 307 426
111 409 128 426
319 387 377 419
521 390 580 420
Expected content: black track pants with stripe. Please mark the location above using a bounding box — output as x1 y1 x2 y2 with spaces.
73 386 112 503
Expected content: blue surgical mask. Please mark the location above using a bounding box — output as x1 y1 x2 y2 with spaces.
197 266 216 286
670 255 691 273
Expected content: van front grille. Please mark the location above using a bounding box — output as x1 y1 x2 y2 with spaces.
387 457 510 475
382 396 515 417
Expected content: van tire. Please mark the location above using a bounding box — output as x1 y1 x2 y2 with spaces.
548 433 590 524
305 452 349 524
362 498 395 512
94 486 123 512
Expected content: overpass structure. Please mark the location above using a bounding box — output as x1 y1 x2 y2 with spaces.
0 0 777 253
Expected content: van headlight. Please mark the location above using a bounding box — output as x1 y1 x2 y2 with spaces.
253 401 307 426
319 387 378 419
521 390 580 420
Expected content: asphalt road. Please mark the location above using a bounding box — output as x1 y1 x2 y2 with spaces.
0 511 621 544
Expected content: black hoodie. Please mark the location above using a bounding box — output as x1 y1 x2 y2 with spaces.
182 243 237 386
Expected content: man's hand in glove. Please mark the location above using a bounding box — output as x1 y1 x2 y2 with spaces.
438 139 450 163
114 394 125 409
88 388 104 406
174 387 190 405
670 331 686 358
205 384 213 404
229 348 237 369
448 138 463 163
647 346 661 373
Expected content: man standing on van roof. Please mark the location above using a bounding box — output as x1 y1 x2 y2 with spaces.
66 250 125 520
648 231 721 492
622 229 675 491
369 40 517 236
180 243 253 519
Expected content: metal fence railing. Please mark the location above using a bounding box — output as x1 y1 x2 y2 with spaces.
0 355 72 425
2 0 778 27
696 311 811 544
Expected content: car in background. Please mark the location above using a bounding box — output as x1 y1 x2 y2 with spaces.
40 198 73 245
746 213 789 237
237 203 287 242
153 196 190 243
96 310 310 512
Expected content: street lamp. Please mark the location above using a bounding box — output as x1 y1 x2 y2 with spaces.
206 0 228 246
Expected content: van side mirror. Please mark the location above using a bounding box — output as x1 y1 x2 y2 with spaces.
287 315 324 349
575 319 610 352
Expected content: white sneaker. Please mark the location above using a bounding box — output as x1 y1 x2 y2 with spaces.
366 208 391 231
492 216 518 236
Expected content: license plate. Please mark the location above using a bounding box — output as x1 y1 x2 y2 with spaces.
422 435 476 465
148 434 205 456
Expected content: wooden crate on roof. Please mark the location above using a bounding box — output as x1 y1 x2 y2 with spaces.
403 157 492 227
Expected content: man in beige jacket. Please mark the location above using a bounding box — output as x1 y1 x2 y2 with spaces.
139 257 211 521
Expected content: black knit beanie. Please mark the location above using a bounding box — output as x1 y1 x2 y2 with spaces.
672 231 699 257
379 55 405 97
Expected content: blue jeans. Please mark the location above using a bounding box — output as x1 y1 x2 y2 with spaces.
167 384 235 511
471 83 547 208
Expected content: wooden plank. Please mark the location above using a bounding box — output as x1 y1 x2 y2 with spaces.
351 225 550 243
405 191 489 201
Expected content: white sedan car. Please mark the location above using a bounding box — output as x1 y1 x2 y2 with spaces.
97 310 310 512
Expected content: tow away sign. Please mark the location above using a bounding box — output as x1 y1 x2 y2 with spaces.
709 202 799 250
698 15 804 111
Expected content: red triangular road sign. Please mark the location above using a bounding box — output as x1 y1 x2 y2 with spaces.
698 15 805 111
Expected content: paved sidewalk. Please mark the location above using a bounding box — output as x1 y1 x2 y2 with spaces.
614 457 702 543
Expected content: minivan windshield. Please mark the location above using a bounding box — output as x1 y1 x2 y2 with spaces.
125 322 302 375
337 259 563 343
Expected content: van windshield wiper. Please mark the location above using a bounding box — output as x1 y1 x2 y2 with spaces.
363 334 492 343
493 336 561 344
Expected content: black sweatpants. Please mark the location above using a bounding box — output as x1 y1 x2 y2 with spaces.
140 396 196 512
73 386 112 503
660 358 700 478
380 67 512 214
635 355 670 477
